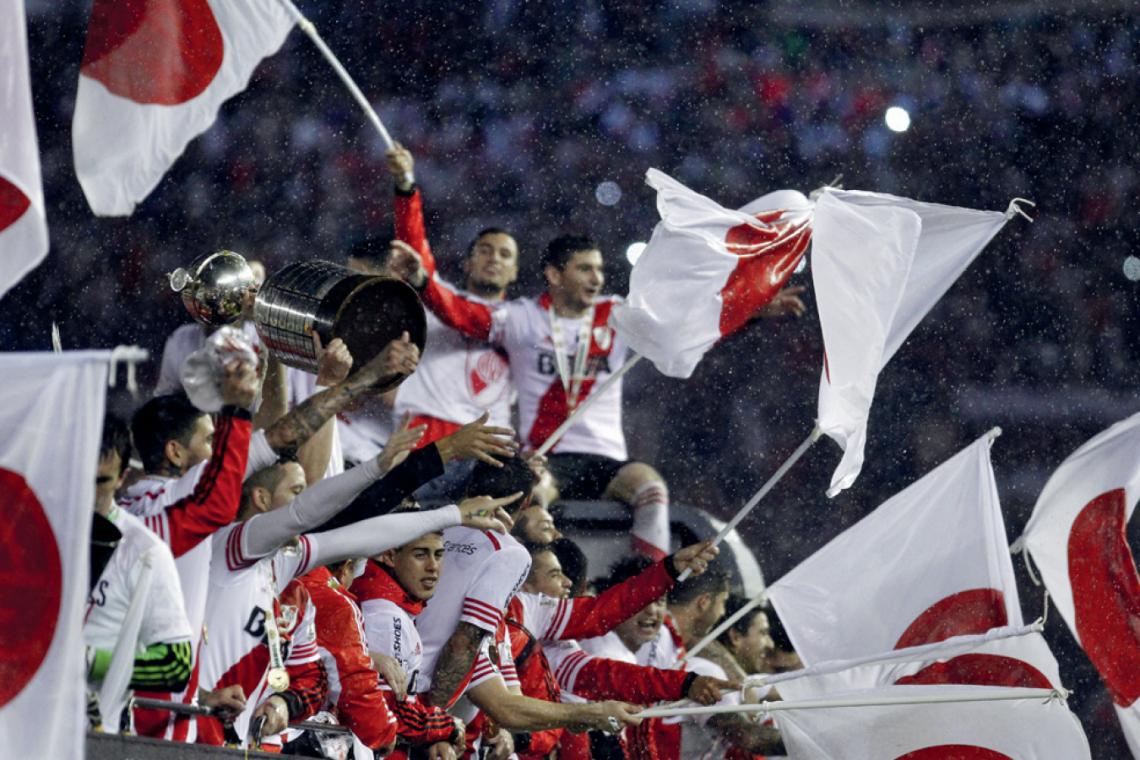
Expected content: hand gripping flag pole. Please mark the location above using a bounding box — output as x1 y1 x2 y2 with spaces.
676 425 822 583
274 0 411 184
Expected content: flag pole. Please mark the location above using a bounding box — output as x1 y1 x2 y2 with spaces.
677 425 821 582
276 1 399 151
682 590 766 662
533 353 643 457
636 687 1065 720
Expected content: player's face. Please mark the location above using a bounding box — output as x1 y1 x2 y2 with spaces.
464 232 518 293
94 452 124 514
170 415 214 473
731 612 775 674
268 462 307 509
516 507 561 545
389 534 445 601
523 550 572 599
546 249 604 311
695 590 729 638
616 596 666 651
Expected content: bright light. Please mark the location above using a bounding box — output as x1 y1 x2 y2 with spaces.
595 181 622 206
626 242 647 266
884 106 911 133
1124 255 1140 281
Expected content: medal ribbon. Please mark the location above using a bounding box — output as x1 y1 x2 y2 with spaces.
549 304 595 412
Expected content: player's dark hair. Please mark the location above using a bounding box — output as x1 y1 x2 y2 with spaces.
240 463 288 516
668 562 730 605
765 603 796 653
595 555 653 594
540 233 599 271
550 537 588 596
100 414 132 475
464 456 537 503
466 227 513 258
717 593 765 646
347 232 396 268
131 394 205 473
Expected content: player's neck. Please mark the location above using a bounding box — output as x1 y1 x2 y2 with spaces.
549 291 591 319
465 278 506 301
669 606 700 648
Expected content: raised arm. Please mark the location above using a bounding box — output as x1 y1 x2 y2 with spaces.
388 244 496 342
387 143 437 277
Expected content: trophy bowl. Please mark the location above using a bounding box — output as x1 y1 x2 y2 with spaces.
254 260 427 392
169 250 255 328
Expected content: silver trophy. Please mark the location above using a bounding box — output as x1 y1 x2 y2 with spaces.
168 250 255 327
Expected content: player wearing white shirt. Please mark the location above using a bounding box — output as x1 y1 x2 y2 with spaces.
86 418 193 731
394 234 673 560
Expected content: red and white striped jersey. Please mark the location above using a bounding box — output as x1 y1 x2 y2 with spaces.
414 526 531 700
420 278 629 460
198 524 318 729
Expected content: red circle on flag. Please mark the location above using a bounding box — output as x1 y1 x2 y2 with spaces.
0 469 63 707
80 0 224 105
894 588 1008 649
895 747 1011 760
0 176 31 234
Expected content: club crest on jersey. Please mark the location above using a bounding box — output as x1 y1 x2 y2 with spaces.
593 326 613 351
276 604 299 634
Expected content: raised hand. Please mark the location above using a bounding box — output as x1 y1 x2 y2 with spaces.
219 357 259 409
386 143 415 192
758 285 807 319
671 539 719 577
353 331 420 389
457 492 522 533
313 332 354 387
377 414 427 475
388 240 428 288
435 412 518 467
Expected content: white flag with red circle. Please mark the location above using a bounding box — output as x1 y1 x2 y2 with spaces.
1015 412 1140 757
813 189 1015 496
772 685 1091 760
610 169 811 379
73 0 296 216
0 0 50 299
767 432 1022 665
0 351 109 759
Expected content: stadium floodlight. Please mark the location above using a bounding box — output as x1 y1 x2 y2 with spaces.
885 106 911 133
595 180 622 206
1124 255 1140 281
626 241 647 266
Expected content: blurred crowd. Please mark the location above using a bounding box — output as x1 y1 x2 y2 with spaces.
2 1 1138 754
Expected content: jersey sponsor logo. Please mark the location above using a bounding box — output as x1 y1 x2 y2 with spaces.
392 616 403 656
537 351 611 377
89 579 110 608
243 607 267 638
444 540 478 556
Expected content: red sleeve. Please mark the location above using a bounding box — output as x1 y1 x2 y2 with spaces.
572 657 689 704
385 693 459 746
421 276 494 341
559 560 674 640
282 657 328 722
394 189 436 277
165 409 251 557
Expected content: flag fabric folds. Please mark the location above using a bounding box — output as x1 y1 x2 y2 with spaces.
0 0 50 299
1015 412 1140 757
0 351 109 760
772 685 1091 760
767 433 1022 664
73 0 296 215
812 189 1012 496
610 169 811 379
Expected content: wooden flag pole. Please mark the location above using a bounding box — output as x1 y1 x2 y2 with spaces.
677 425 822 583
533 353 643 457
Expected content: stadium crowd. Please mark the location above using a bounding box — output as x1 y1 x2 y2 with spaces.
2 1 1138 755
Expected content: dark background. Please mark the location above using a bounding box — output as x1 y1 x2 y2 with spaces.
3 1 1138 754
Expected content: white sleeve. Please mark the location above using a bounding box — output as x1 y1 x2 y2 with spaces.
460 545 531 633
467 637 507 692
244 429 278 478
240 458 383 558
306 505 462 568
487 299 526 348
138 544 193 646
515 592 569 641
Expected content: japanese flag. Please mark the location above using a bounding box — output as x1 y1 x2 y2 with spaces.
610 169 811 378
767 432 1022 665
0 351 109 760
0 0 49 299
73 0 296 216
813 189 1016 496
771 626 1064 701
1015 412 1140 756
773 685 1091 760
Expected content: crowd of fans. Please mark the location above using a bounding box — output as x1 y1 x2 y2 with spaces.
1 0 1137 755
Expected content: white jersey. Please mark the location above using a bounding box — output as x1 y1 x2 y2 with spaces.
360 597 424 693
414 526 531 696
198 523 318 698
395 305 513 430
679 657 740 759
488 294 628 460
85 509 192 652
337 402 394 466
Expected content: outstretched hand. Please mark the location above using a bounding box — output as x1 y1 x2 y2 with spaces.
758 286 807 319
436 412 518 466
457 492 522 533
377 414 427 475
313 332 354 387
671 539 719 577
686 675 740 705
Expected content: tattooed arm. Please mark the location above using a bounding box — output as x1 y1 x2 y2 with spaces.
262 333 420 459
426 622 486 709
